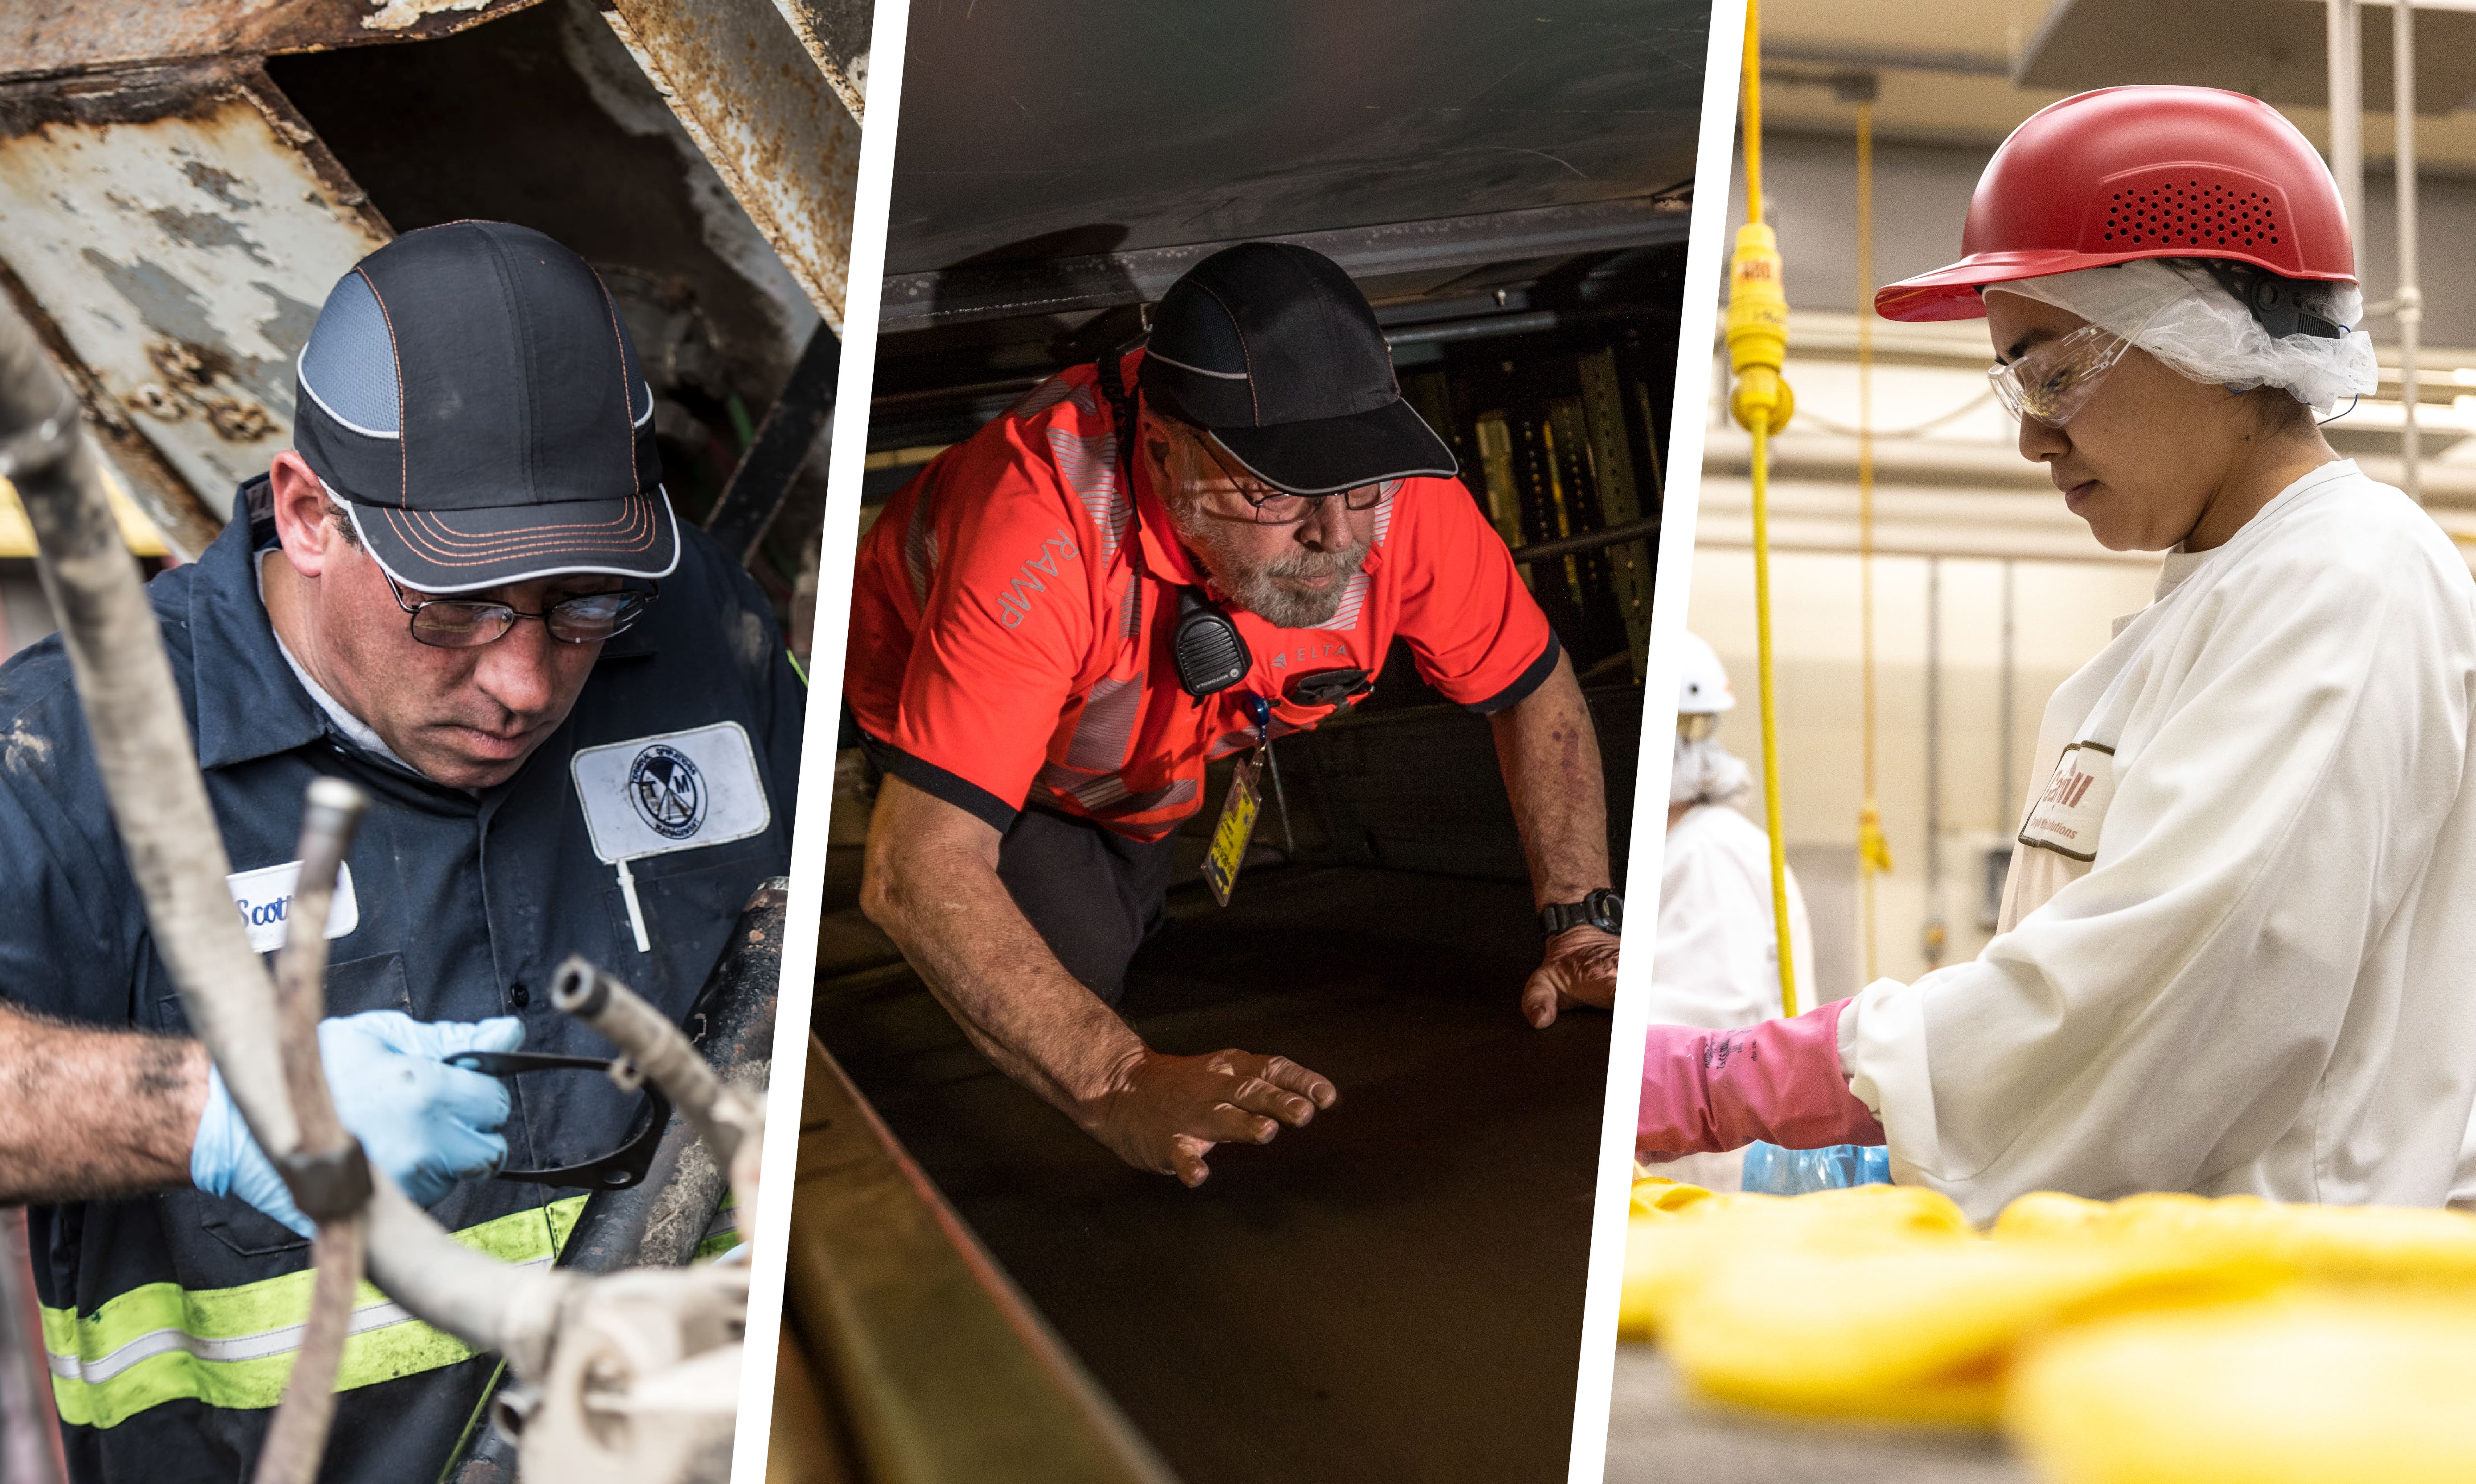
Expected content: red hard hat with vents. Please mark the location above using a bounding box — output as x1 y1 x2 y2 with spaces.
1875 86 2355 323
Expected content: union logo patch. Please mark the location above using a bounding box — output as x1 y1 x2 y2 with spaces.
628 743 707 840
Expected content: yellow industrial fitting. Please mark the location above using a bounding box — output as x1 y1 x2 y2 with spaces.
1726 220 1794 436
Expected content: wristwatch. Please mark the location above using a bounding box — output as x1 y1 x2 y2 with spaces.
1539 888 1622 938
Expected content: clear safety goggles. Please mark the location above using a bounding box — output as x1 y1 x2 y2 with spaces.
1986 298 2179 430
1986 321 2140 430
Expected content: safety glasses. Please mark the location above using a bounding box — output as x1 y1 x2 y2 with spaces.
1195 433 1392 525
385 571 659 648
1986 321 2140 430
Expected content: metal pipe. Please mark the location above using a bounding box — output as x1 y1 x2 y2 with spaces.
1506 515 1661 568
2329 0 2364 238
446 880 788 1481
362 1176 571 1376
0 298 302 1162
550 959 764 1177
2396 0 2421 502
253 779 373 1484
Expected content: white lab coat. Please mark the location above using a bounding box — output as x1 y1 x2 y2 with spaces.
1842 462 2476 1222
1650 801 1814 1029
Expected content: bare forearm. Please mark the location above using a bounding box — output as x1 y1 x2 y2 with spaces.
0 1002 205 1201
1490 654 1612 907
861 786 1144 1119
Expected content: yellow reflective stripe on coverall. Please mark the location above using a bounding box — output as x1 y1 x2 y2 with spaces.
39 1196 587 1429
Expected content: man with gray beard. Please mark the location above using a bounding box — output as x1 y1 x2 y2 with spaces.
844 243 1622 1185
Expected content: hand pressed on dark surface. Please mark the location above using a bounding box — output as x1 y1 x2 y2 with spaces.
1522 925 1622 1029
1083 1046 1339 1186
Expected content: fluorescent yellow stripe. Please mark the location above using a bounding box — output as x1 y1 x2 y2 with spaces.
43 1197 586 1429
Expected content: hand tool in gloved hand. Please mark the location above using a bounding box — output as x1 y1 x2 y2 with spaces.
1636 998 1884 1159
191 1010 524 1236
443 1050 674 1191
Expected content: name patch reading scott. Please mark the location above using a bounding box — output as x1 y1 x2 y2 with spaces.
2019 741 2116 863
226 860 361 955
571 721 771 865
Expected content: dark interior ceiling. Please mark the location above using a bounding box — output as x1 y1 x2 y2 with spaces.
880 0 1710 332
872 0 1709 416
890 0 1709 270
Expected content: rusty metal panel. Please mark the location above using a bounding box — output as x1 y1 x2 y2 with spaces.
602 0 858 330
0 0 544 84
767 0 870 123
0 62 392 551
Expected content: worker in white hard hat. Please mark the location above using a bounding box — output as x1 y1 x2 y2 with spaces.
1644 633 1812 1189
1652 632 1812 1031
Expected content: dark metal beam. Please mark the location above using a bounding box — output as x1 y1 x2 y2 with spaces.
1507 515 1662 568
880 195 1692 334
705 320 838 566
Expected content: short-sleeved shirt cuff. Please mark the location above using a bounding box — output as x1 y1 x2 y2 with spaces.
1461 630 1563 715
857 730 1020 833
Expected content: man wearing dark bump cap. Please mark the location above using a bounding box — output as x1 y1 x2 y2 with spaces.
0 220 801 1480
846 241 1623 1188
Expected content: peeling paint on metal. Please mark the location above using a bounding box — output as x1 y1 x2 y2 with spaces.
0 75 390 522
361 0 497 34
0 0 545 83
602 0 857 330
766 0 870 122
557 1 820 365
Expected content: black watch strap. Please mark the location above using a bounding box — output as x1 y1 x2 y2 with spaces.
1540 888 1622 938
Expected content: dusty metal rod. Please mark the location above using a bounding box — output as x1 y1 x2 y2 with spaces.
550 958 763 1175
0 297 300 1160
252 779 373 1484
362 1174 569 1375
1508 515 1662 568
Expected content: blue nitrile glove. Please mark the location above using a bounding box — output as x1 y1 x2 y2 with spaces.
191 1011 525 1236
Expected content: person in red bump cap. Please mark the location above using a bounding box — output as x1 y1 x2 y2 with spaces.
1641 86 2476 1221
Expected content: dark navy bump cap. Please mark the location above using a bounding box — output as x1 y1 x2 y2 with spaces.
293 220 678 593
1136 241 1457 496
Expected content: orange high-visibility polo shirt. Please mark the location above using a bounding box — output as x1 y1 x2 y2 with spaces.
845 351 1560 842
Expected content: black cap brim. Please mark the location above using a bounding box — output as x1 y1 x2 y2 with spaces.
1207 398 1459 496
344 487 680 594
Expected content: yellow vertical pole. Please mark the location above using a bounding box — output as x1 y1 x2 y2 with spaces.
1727 0 1798 1017
1853 99 1890 984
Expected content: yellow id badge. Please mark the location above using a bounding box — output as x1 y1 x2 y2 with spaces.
1202 748 1265 906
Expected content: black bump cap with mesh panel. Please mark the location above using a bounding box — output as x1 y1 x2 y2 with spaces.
1137 242 1458 496
293 220 678 594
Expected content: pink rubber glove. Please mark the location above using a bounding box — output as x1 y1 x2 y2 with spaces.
1637 997 1885 1157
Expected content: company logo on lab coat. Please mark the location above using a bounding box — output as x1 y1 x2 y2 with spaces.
2020 742 2116 864
628 744 708 840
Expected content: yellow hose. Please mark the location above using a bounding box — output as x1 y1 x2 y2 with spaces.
1854 99 1891 984
1726 0 1798 1017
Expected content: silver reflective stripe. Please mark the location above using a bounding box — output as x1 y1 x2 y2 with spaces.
45 1254 553 1385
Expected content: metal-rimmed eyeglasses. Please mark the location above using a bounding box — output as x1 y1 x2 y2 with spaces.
1195 433 1392 525
384 571 659 649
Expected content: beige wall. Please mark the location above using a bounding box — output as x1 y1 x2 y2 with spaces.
1683 545 2162 1000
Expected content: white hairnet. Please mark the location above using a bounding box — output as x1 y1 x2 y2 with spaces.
1987 258 2377 416
1671 733 1751 808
